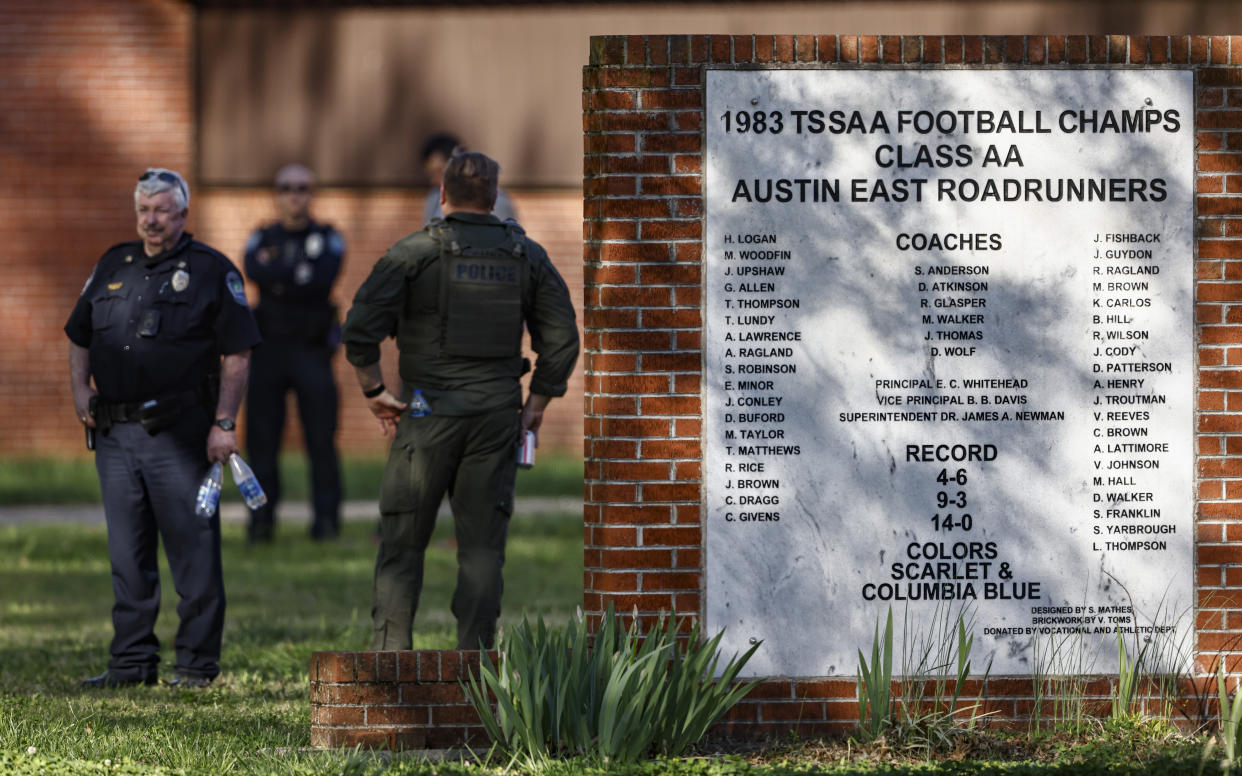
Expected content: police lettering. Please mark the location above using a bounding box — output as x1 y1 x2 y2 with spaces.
456 262 517 283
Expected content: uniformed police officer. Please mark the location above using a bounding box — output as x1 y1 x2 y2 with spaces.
342 151 578 650
66 168 261 688
243 164 345 542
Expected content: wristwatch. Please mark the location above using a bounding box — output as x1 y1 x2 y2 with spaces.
214 417 236 431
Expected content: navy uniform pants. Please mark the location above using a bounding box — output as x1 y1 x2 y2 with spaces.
94 410 224 681
245 341 342 539
371 407 520 651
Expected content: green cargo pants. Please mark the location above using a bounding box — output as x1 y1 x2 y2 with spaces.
371 406 521 650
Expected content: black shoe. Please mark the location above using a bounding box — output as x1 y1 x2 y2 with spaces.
167 674 214 688
81 670 156 689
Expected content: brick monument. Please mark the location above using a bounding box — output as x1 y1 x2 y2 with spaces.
311 34 1242 748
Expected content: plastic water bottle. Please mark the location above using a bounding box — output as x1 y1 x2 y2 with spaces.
408 389 432 418
194 461 223 520
228 453 268 509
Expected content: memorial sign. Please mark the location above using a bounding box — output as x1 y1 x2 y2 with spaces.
704 69 1194 677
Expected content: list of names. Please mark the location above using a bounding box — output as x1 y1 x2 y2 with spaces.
704 69 1194 678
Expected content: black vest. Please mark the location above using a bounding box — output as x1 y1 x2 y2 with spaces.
402 220 529 358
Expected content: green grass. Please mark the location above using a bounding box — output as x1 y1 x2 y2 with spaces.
0 514 583 775
0 452 584 505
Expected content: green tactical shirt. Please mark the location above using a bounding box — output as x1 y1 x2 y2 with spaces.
342 211 579 416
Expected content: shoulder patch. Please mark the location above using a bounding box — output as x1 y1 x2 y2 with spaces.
244 231 262 255
226 271 249 305
328 230 345 256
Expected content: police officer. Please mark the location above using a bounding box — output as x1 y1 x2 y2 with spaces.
66 168 261 687
243 164 345 542
342 151 578 650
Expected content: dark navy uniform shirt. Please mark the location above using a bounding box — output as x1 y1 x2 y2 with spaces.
243 219 343 345
65 233 262 403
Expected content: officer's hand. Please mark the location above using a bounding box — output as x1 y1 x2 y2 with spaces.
367 392 408 436
207 426 238 463
73 386 98 428
521 393 552 444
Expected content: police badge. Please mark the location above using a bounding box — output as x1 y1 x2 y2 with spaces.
305 232 324 259
172 269 190 292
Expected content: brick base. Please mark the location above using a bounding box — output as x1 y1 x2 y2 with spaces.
310 650 493 750
309 650 1212 749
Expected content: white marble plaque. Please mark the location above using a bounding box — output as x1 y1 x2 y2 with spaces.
704 69 1194 678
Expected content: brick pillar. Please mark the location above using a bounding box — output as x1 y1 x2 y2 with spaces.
583 35 708 629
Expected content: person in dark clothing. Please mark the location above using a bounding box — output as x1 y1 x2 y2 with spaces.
243 164 345 542
342 151 578 650
66 167 261 688
420 133 516 225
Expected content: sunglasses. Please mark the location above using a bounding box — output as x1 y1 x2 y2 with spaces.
277 183 312 194
138 170 187 199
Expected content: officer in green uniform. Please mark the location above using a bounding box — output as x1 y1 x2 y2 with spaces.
341 151 578 650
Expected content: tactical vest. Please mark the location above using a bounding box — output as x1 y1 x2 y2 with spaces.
405 220 528 358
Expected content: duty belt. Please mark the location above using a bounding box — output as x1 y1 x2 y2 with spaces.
99 387 203 423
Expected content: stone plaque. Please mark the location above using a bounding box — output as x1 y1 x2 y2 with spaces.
704 69 1194 677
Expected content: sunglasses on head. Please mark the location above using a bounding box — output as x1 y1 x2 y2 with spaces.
139 170 187 198
277 183 311 194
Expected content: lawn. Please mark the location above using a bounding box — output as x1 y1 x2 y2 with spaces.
0 511 583 775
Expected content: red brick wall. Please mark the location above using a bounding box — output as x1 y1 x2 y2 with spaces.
0 0 584 461
0 0 192 456
310 650 493 750
309 652 1205 748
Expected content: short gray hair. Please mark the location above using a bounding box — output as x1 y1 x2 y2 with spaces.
134 168 189 211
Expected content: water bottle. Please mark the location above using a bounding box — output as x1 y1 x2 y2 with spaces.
408 389 432 418
194 461 223 520
228 453 268 509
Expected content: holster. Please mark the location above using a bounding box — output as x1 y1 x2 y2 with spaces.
92 395 113 436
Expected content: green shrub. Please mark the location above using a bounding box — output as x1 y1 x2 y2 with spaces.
1202 661 1242 776
856 606 894 742
462 605 760 769
1111 626 1149 720
856 603 992 751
